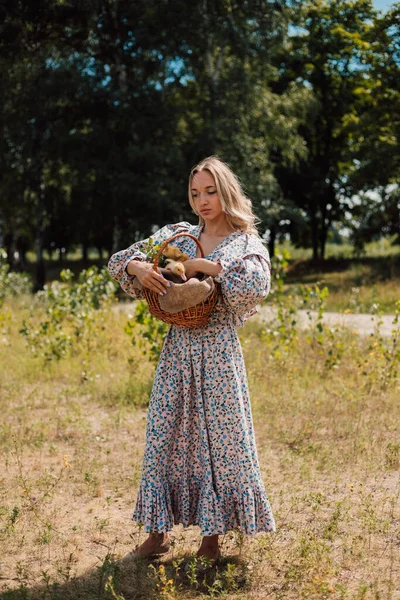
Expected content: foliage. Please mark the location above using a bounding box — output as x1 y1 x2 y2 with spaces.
273 0 400 260
7 0 396 285
19 266 116 361
263 259 332 367
261 248 400 381
351 186 400 252
124 300 169 364
0 248 31 307
139 238 168 267
361 299 400 389
346 4 400 193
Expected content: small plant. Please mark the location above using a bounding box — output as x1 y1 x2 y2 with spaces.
19 265 116 361
97 553 121 599
149 563 179 599
385 441 400 469
270 248 290 301
105 574 125 600
356 300 400 390
259 249 301 359
0 248 31 307
140 237 165 263
125 300 169 364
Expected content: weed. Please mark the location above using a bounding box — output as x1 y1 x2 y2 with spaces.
19 266 116 362
125 300 169 364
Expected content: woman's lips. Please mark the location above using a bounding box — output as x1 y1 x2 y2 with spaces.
201 209 211 214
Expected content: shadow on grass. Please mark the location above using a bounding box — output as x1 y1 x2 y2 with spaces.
286 255 400 284
0 551 250 600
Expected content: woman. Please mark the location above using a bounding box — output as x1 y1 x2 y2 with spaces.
108 156 276 564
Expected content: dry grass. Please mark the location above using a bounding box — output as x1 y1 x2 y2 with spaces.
283 259 400 314
0 297 399 600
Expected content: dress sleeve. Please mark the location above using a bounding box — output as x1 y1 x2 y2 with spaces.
107 221 191 300
213 253 271 322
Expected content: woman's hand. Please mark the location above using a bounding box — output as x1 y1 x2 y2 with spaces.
127 260 171 295
183 258 223 279
182 259 202 280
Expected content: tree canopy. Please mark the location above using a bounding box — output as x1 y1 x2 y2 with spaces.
0 0 399 285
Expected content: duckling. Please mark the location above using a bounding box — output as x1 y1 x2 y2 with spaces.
159 259 187 284
163 244 189 263
165 259 187 282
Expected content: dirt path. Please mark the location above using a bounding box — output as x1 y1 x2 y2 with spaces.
117 301 397 337
258 306 397 337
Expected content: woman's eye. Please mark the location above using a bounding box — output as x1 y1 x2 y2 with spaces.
192 194 198 198
208 191 216 195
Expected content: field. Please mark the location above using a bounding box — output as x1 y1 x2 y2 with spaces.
0 258 399 600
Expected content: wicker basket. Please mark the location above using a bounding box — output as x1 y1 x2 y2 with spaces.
142 232 220 328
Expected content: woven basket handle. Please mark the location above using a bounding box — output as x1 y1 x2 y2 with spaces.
152 232 204 271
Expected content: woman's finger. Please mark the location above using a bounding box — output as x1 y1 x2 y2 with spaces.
149 272 169 289
143 274 169 295
154 273 171 289
144 280 165 294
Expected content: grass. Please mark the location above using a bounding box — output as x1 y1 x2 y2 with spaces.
276 235 400 260
0 290 399 599
283 261 400 314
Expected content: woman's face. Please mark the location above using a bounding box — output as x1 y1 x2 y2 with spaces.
191 170 224 221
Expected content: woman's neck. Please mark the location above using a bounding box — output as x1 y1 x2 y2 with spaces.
201 217 235 237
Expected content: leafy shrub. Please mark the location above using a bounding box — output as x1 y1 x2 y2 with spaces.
19 266 117 361
0 248 31 306
124 300 169 363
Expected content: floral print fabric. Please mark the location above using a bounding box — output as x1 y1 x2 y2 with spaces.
108 222 276 535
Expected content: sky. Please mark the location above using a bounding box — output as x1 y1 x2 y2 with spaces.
372 0 397 11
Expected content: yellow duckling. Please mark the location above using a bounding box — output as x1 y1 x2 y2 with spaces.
163 244 189 263
161 259 187 283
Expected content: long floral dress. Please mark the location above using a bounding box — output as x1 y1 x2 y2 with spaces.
108 221 276 536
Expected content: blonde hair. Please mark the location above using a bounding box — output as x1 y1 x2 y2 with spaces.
188 155 261 236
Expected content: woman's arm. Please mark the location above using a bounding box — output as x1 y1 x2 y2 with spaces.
212 253 271 317
182 258 222 279
107 221 191 299
191 253 271 324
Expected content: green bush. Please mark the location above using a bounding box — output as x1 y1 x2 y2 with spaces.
19 266 117 361
124 300 169 364
0 248 32 306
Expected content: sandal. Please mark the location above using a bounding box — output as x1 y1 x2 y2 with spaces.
130 538 171 559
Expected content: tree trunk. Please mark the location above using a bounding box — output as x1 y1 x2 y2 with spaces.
111 215 121 254
268 227 276 260
17 242 27 271
319 211 330 260
34 235 45 291
310 206 319 260
319 183 335 260
204 5 225 155
34 173 46 291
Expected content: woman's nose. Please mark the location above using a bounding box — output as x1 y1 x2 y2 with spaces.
198 192 209 203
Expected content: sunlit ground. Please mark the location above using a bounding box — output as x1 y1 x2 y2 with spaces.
0 294 399 599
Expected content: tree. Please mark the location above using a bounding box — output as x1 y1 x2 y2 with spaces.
275 0 379 260
343 3 400 250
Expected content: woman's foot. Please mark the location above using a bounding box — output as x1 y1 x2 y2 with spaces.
131 532 170 558
196 534 220 563
183 534 221 574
